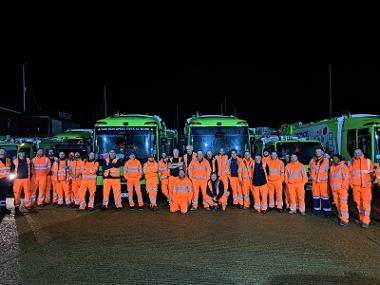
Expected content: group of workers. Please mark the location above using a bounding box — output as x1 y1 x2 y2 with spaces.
0 145 379 228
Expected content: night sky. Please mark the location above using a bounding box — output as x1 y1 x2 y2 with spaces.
1 62 380 131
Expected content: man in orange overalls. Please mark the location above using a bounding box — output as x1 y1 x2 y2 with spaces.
215 148 229 192
188 151 212 210
52 152 71 207
31 148 51 208
124 153 143 210
349 148 375 228
12 151 31 211
241 150 253 209
158 153 170 203
102 149 123 210
70 151 83 208
170 169 193 214
79 152 99 211
143 154 159 211
267 151 285 212
228 149 243 208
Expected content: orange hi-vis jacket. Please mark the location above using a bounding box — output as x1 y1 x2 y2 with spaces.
349 155 374 188
285 161 308 184
104 158 121 178
52 159 70 181
0 158 11 179
376 166 380 185
158 159 169 180
309 157 330 183
13 158 31 178
32 156 51 177
124 159 142 180
143 161 159 180
267 158 285 183
262 155 270 165
329 161 350 191
241 158 253 180
215 154 229 177
172 177 193 202
188 159 211 181
81 160 99 180
183 152 197 169
70 159 83 179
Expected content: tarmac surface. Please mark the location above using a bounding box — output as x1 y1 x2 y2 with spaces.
1 199 380 285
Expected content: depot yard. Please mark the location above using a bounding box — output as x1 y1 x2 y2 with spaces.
1 201 380 285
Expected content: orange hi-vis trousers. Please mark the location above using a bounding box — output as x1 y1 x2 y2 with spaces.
312 182 331 215
287 183 305 213
46 175 56 204
71 178 82 206
191 179 210 208
13 178 30 207
268 181 283 209
219 175 229 191
127 178 143 207
146 178 158 207
170 199 189 214
31 175 47 206
229 177 243 205
252 184 268 212
103 179 122 208
204 193 229 211
331 189 349 223
79 179 97 209
352 186 372 225
160 178 169 199
242 179 252 208
55 180 71 205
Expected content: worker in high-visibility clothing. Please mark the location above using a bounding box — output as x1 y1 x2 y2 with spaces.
241 150 253 209
309 148 331 216
285 154 308 215
143 154 159 211
251 155 269 213
102 149 123 210
169 169 193 214
188 151 212 210
46 149 57 204
329 154 350 226
267 151 285 212
0 148 11 215
205 151 217 173
376 165 380 186
349 148 375 228
183 144 196 173
69 152 83 208
215 148 229 192
158 153 170 202
11 151 31 211
228 149 243 208
52 152 71 207
79 152 99 211
31 148 51 208
206 172 229 211
168 148 183 195
262 149 270 165
124 153 143 210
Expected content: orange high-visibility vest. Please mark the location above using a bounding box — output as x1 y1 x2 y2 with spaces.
267 158 285 182
52 160 70 181
143 161 159 180
70 159 83 179
285 161 308 184
104 158 121 178
172 177 193 201
309 157 330 183
158 159 169 180
188 159 211 180
262 155 270 165
349 155 374 188
183 152 196 169
376 166 380 183
215 155 229 176
13 158 31 178
82 160 99 180
241 158 253 180
329 161 350 191
124 159 142 179
32 156 51 177
0 158 11 179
